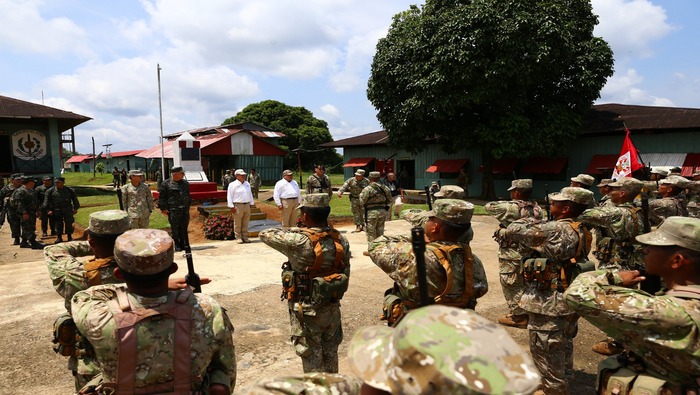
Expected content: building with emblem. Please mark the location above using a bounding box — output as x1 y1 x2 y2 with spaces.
0 95 91 179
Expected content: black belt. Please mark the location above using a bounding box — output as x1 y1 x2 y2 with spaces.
283 197 299 200
366 206 387 211
234 202 249 204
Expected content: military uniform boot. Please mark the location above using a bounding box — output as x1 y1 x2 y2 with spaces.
19 239 31 248
592 339 624 356
30 240 45 250
13 237 20 245
55 236 64 244
67 235 72 241
498 313 529 329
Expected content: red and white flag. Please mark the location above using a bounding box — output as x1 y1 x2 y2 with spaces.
611 128 643 179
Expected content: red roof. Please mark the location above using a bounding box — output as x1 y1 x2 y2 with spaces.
426 159 468 173
521 157 568 174
137 130 286 159
585 154 619 175
65 155 94 164
343 157 375 167
682 153 700 177
109 149 143 158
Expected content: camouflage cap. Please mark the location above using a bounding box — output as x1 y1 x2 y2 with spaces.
434 185 465 199
128 169 143 177
549 187 595 206
42 176 52 181
688 180 700 192
651 168 669 177
20 176 36 184
507 178 532 191
11 173 23 179
354 169 365 176
171 166 184 173
297 193 330 209
570 174 595 187
114 229 174 275
368 171 381 178
54 177 66 182
659 175 689 189
608 176 643 195
282 169 293 176
245 373 363 395
425 199 474 224
86 210 130 236
597 178 613 187
348 305 541 394
636 216 700 252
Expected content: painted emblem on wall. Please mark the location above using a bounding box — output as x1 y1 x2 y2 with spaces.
12 130 46 159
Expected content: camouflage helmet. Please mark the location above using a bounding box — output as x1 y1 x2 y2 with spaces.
507 179 532 191
425 199 474 225
636 216 700 252
659 175 689 189
245 372 363 395
608 176 643 196
368 171 381 179
114 229 174 275
597 178 613 187
570 174 595 187
128 169 144 177
297 193 329 209
86 210 130 236
354 169 365 176
348 305 541 394
549 187 595 206
650 168 669 177
434 185 465 199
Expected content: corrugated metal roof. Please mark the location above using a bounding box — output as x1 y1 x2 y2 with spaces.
0 95 91 132
641 152 687 167
583 103 700 135
163 122 284 139
320 130 388 148
109 149 143 158
65 155 94 164
137 135 226 159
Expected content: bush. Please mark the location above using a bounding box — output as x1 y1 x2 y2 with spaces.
203 214 235 240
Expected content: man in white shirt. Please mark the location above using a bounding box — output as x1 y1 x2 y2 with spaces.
273 169 301 227
227 169 255 243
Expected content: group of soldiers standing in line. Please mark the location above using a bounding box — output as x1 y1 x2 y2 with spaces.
29 162 700 394
0 173 80 249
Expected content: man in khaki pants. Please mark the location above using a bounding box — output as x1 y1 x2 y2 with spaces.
273 169 301 227
227 169 255 243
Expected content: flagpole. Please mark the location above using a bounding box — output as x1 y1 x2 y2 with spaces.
157 64 165 182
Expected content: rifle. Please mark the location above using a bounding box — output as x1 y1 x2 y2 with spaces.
638 193 662 294
544 184 553 221
411 226 431 307
0 204 6 229
424 185 432 210
182 231 201 293
116 187 124 211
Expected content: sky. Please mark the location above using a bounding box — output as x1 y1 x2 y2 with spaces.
1 0 699 154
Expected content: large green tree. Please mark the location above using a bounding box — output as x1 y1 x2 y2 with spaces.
368 0 614 197
222 100 342 172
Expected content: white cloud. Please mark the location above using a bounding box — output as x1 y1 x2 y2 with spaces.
592 0 675 62
599 68 675 106
320 104 340 118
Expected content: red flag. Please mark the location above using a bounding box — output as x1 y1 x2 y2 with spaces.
611 128 643 179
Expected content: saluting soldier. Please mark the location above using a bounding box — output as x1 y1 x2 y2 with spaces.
596 178 615 207
485 178 546 329
358 171 391 255
369 199 488 326
13 176 44 249
35 176 56 237
569 173 595 189
260 194 351 373
71 229 236 394
648 175 689 226
43 176 80 243
120 169 154 229
0 173 23 245
157 166 191 251
337 169 369 233
306 164 332 196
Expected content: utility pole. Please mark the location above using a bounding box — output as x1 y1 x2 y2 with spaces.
157 64 166 181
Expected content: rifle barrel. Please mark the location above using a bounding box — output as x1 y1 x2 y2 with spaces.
411 227 431 307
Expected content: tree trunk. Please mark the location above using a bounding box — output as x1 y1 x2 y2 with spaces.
480 148 497 200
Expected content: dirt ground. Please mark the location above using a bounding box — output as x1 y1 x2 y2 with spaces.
0 208 607 394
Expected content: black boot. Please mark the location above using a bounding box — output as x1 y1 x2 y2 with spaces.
67 234 73 241
55 236 64 244
19 239 31 248
30 240 46 250
13 237 20 245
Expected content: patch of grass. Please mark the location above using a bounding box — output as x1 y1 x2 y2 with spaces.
62 172 115 187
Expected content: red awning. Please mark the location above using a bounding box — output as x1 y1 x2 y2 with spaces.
426 159 469 173
681 153 700 177
521 157 568 174
479 158 519 174
585 154 619 175
343 157 374 167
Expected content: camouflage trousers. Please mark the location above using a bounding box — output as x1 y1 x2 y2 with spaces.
528 313 579 395
39 209 55 235
53 210 75 237
499 257 527 316
128 215 150 229
20 213 37 242
7 209 21 238
288 302 343 373
349 197 364 227
598 244 645 271
365 208 387 247
251 187 259 199
167 208 190 244
68 353 100 393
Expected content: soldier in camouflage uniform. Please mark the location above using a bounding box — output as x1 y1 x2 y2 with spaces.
359 171 391 255
565 216 700 394
306 164 332 196
248 168 262 199
596 178 614 207
259 194 350 373
570 173 595 189
157 166 191 251
42 176 80 243
370 199 488 326
13 176 44 249
71 229 236 394
337 169 369 232
120 169 154 229
348 304 541 394
221 169 232 191
642 168 668 199
505 187 595 395
648 175 689 226
485 178 545 329
35 176 55 237
0 173 23 245
687 179 700 219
